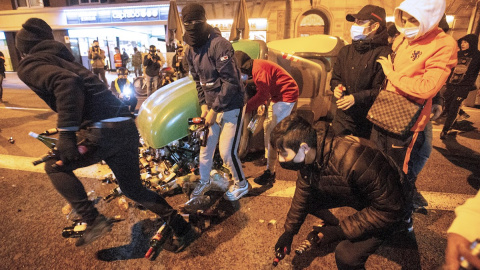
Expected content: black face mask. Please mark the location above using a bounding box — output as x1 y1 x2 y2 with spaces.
183 22 210 48
118 78 127 87
279 160 305 171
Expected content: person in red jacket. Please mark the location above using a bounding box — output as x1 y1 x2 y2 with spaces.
234 51 299 185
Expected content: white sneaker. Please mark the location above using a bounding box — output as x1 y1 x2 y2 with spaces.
190 180 211 199
224 181 250 201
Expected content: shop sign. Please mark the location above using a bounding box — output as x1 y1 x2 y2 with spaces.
66 6 168 24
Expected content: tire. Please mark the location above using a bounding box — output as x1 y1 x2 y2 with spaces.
133 77 147 96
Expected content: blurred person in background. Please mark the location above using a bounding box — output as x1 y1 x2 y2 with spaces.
110 67 137 113
143 45 162 96
88 40 108 87
131 47 143 77
440 34 480 139
0 50 5 103
113 47 122 70
172 44 188 79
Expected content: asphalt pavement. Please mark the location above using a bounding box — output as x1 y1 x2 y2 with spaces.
1 72 479 269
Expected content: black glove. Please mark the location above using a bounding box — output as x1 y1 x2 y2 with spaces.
57 131 80 164
315 225 346 245
275 231 295 255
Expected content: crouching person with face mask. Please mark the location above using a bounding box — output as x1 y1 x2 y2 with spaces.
272 114 409 269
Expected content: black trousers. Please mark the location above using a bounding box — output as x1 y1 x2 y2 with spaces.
44 120 189 234
442 85 471 133
306 192 386 269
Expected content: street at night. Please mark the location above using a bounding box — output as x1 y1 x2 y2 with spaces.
1 72 479 269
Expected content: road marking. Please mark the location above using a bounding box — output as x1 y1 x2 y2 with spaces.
0 154 111 178
0 106 51 112
0 154 474 211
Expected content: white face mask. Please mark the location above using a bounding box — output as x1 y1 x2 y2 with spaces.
402 27 419 39
350 25 368 41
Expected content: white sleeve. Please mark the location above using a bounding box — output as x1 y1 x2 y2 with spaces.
447 191 480 242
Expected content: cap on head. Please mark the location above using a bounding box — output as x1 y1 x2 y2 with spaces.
149 45 156 51
15 18 54 54
346 5 386 26
181 3 206 23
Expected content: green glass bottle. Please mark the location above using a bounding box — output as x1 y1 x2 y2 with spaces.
29 131 57 149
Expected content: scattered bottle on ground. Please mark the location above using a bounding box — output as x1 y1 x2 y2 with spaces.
272 246 288 267
145 222 171 260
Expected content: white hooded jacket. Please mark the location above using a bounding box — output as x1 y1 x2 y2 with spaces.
394 0 445 41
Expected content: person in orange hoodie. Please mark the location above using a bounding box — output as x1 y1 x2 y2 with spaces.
374 0 457 225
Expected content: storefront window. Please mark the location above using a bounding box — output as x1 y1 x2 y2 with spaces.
0 32 12 72
68 27 164 71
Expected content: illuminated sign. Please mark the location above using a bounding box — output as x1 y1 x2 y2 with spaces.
65 6 168 24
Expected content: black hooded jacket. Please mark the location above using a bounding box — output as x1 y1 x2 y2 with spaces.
330 28 392 138
284 122 406 240
17 40 130 129
446 34 480 92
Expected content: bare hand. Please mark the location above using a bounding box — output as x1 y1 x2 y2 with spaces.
444 233 480 270
257 105 266 116
205 109 217 127
336 95 355 110
431 104 443 121
377 55 394 77
201 104 209 118
333 84 345 99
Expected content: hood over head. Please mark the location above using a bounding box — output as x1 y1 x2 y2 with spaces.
24 40 75 62
458 34 479 52
233 50 254 76
16 18 55 54
394 0 445 41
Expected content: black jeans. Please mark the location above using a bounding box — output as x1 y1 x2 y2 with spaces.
371 126 426 213
335 235 385 270
44 120 189 234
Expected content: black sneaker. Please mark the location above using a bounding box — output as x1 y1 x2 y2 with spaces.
163 225 200 253
413 190 428 210
254 170 276 186
440 131 448 140
75 214 113 247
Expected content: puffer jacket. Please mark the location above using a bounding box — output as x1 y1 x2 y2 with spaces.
330 27 391 139
17 40 130 129
284 122 406 240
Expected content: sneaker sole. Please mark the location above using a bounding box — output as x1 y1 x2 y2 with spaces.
223 185 250 201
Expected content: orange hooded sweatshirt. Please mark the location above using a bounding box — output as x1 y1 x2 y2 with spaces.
385 0 457 172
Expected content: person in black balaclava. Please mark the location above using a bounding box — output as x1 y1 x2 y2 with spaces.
330 5 392 139
441 34 480 139
181 4 249 207
15 18 198 251
182 3 211 48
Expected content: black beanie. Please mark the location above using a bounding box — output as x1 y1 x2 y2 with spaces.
181 3 206 23
16 18 54 54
